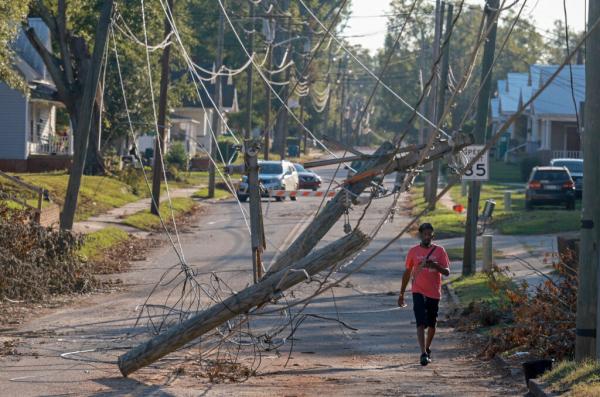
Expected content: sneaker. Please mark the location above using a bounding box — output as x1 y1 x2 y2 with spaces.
426 348 432 360
420 352 431 366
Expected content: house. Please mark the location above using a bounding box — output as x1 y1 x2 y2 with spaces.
135 74 238 163
490 64 584 162
0 18 73 172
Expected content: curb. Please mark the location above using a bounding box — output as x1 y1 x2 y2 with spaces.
528 379 558 397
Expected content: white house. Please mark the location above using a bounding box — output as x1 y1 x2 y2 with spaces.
0 18 73 172
491 64 584 162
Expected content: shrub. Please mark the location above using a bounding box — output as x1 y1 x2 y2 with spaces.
166 142 189 170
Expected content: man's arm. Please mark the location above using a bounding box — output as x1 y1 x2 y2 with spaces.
398 267 412 306
431 262 450 276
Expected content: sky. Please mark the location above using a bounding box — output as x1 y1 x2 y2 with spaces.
345 0 588 53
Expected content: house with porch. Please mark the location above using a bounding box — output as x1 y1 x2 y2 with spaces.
0 18 73 172
490 64 584 162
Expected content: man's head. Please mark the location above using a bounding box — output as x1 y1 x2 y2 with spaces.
418 223 434 246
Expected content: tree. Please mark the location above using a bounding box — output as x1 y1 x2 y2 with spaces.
22 0 114 230
0 2 31 91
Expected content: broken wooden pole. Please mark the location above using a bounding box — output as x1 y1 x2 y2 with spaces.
118 230 370 376
266 133 472 276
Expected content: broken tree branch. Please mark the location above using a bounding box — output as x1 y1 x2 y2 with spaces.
118 230 370 376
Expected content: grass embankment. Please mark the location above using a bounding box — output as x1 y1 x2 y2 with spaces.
540 360 600 396
193 187 232 200
123 197 196 231
410 185 464 238
79 227 129 261
489 159 522 183
445 246 506 261
448 273 510 308
15 172 144 221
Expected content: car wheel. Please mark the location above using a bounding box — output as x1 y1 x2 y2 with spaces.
237 194 248 202
525 200 533 211
275 196 283 202
312 187 318 191
290 196 297 201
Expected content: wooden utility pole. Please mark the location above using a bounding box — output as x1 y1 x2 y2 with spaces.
339 63 347 143
427 2 453 209
578 0 600 361
424 0 442 202
208 2 225 198
462 0 499 276
273 0 290 158
246 1 254 141
150 0 174 215
264 41 272 160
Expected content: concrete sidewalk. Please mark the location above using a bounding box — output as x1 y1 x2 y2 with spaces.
73 187 200 234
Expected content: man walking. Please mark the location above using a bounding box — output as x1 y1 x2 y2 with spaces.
398 223 450 366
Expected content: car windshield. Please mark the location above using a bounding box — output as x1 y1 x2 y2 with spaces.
533 170 570 181
260 163 283 174
552 161 583 174
294 164 308 172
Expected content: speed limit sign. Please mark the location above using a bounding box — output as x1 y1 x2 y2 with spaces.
461 145 489 181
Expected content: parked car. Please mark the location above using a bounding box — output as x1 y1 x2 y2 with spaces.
237 160 299 202
550 158 583 198
293 163 322 191
525 166 576 210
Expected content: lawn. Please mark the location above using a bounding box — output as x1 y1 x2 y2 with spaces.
449 182 580 235
489 159 522 183
448 273 510 308
409 184 465 238
193 187 232 200
15 172 144 221
540 360 600 396
122 197 197 231
79 227 129 261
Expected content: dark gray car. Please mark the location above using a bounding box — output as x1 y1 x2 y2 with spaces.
525 166 575 210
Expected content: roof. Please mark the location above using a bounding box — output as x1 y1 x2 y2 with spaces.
492 64 585 119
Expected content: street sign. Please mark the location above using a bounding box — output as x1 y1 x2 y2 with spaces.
461 144 489 181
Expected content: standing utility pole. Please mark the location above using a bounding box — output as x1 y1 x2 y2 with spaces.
273 0 290 159
151 0 174 215
208 2 225 198
246 1 254 141
578 0 600 361
462 0 499 276
424 0 443 202
427 2 453 209
264 41 272 159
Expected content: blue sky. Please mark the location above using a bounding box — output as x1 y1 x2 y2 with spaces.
344 0 588 53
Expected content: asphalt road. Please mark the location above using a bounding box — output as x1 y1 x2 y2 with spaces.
0 161 525 396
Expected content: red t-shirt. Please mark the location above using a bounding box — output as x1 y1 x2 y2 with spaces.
405 244 450 300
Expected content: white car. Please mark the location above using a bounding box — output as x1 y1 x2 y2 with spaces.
237 160 299 202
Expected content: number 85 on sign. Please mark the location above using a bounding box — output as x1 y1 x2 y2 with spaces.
461 145 489 181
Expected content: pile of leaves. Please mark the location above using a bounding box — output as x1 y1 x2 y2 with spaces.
0 203 96 301
476 260 577 361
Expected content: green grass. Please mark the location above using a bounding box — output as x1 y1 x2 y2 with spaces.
79 227 129 260
489 160 523 183
13 171 143 221
540 360 600 396
170 171 209 188
122 197 196 231
449 273 509 307
446 246 506 261
410 185 465 238
449 182 580 235
193 187 231 200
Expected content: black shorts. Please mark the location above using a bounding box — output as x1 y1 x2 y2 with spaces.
412 292 440 328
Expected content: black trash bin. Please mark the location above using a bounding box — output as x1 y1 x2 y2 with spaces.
522 359 553 385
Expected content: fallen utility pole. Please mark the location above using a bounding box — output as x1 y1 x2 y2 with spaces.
208 1 225 198
462 0 499 276
118 132 472 375
578 0 600 361
150 0 174 215
118 230 370 376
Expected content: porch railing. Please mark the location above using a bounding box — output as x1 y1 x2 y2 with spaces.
29 135 71 155
552 150 581 159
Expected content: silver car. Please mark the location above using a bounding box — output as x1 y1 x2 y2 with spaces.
237 160 299 202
